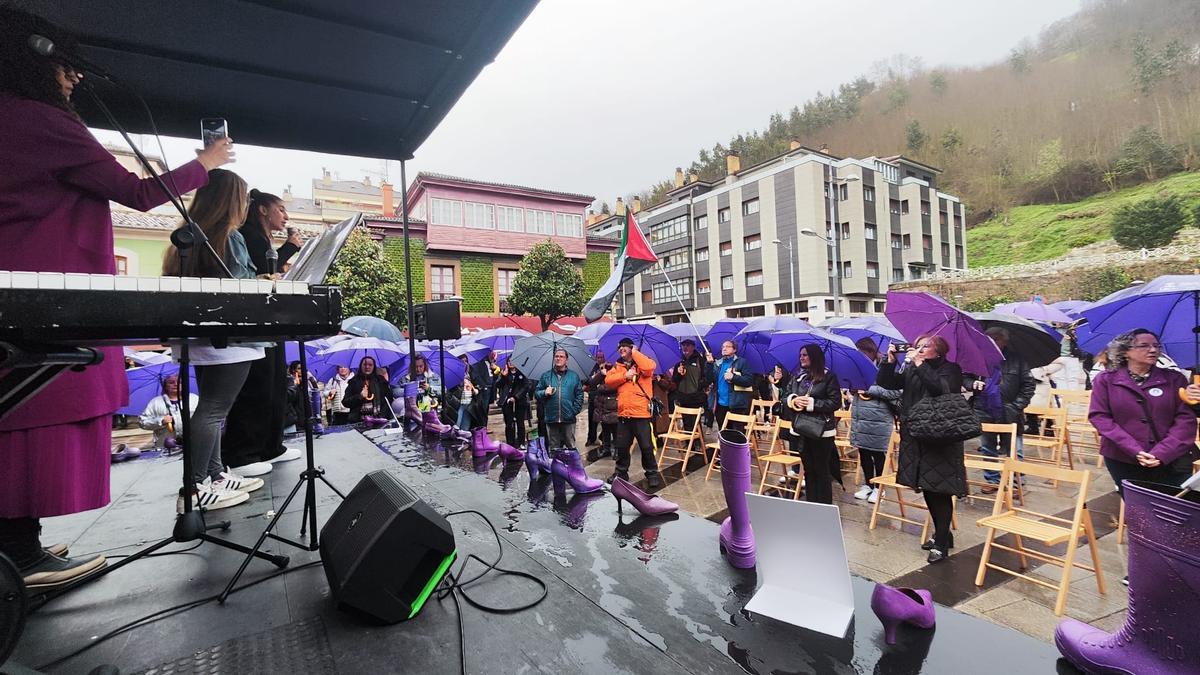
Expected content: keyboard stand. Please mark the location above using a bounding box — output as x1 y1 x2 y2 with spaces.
0 342 104 423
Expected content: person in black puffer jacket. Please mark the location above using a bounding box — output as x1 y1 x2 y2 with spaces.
876 334 966 563
849 338 902 502
784 343 843 505
498 362 532 448
588 360 619 458
964 327 1035 493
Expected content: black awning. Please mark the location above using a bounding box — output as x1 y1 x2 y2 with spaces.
22 0 538 160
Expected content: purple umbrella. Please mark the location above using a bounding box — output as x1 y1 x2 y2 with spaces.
475 328 532 367
391 347 467 390
573 322 615 345
994 301 1074 325
123 347 171 366
885 291 1004 376
449 341 491 364
703 319 747 354
1051 300 1090 316
117 362 197 416
767 328 878 391
1077 275 1200 368
733 316 814 374
820 316 904 352
598 324 681 374
316 337 409 377
661 322 711 345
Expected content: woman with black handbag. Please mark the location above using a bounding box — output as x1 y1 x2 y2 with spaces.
785 344 843 505
876 334 971 563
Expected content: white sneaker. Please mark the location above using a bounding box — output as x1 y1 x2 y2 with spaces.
177 482 249 514
269 447 302 464
854 484 872 500
215 470 264 493
867 488 879 504
230 461 273 477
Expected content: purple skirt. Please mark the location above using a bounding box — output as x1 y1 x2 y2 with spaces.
0 414 112 518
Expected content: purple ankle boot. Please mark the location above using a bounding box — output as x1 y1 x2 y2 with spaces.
871 583 935 645
550 448 604 494
422 411 457 439
403 382 422 429
471 427 501 458
497 441 525 462
1055 480 1200 674
718 429 756 569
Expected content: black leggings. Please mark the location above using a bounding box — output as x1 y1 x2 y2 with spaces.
924 491 955 549
503 406 527 448
791 435 836 504
860 450 887 484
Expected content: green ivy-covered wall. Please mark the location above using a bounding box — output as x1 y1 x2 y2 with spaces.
383 236 425 302
460 256 495 313
583 251 612 297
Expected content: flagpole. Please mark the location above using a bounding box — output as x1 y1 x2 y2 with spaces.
655 259 712 357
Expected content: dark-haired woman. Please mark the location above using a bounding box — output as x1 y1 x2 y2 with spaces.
876 335 966 563
785 344 843 504
499 363 532 448
220 188 296 473
0 6 233 588
342 357 393 423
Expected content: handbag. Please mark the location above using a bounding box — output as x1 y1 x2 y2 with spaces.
904 393 981 442
790 411 826 439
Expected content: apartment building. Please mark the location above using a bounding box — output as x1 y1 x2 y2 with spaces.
598 144 967 324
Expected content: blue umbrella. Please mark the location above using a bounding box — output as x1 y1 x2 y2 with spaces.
661 322 711 345
733 316 814 374
819 316 904 352
704 319 747 353
316 337 409 375
1051 300 1090 316
118 362 197 416
341 315 404 341
1077 275 1200 368
449 341 491 363
767 328 878 391
994 301 1074 325
598 324 681 374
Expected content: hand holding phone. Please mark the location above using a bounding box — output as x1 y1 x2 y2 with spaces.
201 118 228 147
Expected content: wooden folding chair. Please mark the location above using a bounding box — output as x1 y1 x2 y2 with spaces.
868 432 945 542
968 422 1024 505
1021 406 1072 476
1051 389 1103 468
705 412 756 480
757 419 804 500
656 406 707 473
748 398 776 459
974 458 1106 616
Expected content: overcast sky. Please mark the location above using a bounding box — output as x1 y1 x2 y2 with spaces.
95 0 1082 211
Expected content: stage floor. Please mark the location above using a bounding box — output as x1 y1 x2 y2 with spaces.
13 428 1071 674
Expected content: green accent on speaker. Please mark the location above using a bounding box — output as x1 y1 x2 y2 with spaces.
409 548 457 619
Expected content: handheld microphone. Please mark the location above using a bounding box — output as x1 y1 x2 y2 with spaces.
265 247 279 276
28 34 115 82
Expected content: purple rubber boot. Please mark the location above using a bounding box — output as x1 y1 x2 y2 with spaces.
550 448 603 494
871 583 935 645
471 427 501 458
718 429 756 569
1055 480 1200 674
403 382 422 429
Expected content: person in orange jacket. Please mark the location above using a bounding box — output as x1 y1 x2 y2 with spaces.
604 337 663 488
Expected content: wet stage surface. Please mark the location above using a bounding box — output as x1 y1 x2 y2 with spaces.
13 428 1066 674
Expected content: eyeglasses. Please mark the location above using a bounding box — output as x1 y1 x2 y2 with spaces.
1129 343 1162 351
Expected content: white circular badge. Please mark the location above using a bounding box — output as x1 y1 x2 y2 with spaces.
1148 387 1164 397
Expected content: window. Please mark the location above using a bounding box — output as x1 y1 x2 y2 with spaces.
838 183 849 201
864 186 875 202
775 300 808 314
726 305 765 318
717 207 730 223
890 234 902 249
744 235 761 252
652 252 688 274
720 242 733 257
742 198 759 216
642 290 652 304
941 242 950 257
908 266 924 280
842 261 853 278
648 214 687 245
922 235 932 250
497 268 519 300
497 205 524 232
652 280 691 303
901 200 910 215
526 209 555 235
115 255 128 275
903 234 912 250
464 201 495 229
874 301 886 313
889 199 901 215
695 248 709 262
828 261 836 277
866 261 879 278
697 279 711 294
430 198 462 226
939 211 948 227
694 214 708 230
721 275 733 290
555 212 583 237
430 265 456 300
825 299 836 312
920 201 931 216
954 214 963 227
840 222 850 240
746 271 763 287
864 224 877 240
892 268 905 282
850 300 868 313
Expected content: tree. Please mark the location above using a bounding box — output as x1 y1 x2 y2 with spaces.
1030 138 1068 201
1076 268 1131 302
1008 47 1031 75
1114 125 1181 182
1110 196 1187 249
884 82 910 112
962 294 1015 313
905 120 928 155
929 70 948 97
940 127 963 155
326 227 408 327
507 240 585 331
1193 201 1200 228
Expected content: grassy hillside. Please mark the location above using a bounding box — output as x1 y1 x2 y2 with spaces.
967 171 1200 267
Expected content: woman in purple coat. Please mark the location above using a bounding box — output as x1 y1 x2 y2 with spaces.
0 8 233 589
1089 329 1197 494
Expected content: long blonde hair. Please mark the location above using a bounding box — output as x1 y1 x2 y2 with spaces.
163 169 249 277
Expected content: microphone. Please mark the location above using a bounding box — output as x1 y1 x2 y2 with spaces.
264 247 278 276
28 34 115 82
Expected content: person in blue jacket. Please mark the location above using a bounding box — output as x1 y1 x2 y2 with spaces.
536 349 586 450
706 340 755 432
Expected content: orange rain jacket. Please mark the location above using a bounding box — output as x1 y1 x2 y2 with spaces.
604 349 658 419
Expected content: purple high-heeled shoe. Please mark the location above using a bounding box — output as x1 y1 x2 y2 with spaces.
611 477 678 516
550 448 604 494
497 441 525 462
870 583 935 645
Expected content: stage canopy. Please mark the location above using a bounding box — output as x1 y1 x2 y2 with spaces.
23 0 538 160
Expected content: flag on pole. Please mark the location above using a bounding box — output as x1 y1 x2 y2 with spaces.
583 209 658 322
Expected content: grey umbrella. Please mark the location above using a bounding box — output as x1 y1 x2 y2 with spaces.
972 312 1062 369
509 332 593 381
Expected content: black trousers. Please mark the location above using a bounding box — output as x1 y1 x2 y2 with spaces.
860 449 887 484
0 516 42 568
586 395 599 443
1104 457 1191 497
614 417 659 477
715 404 748 433
503 406 527 448
221 345 286 466
599 421 616 449
924 491 955 550
791 434 836 504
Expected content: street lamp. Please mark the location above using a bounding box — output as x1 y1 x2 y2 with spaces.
806 171 860 318
771 238 796 314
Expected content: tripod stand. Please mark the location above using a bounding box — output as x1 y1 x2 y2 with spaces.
219 338 344 602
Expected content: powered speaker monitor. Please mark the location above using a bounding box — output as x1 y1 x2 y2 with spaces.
412 300 460 341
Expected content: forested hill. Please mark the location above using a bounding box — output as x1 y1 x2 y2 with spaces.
635 0 1200 228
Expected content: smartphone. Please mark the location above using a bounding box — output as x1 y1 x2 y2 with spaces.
894 343 912 352
201 118 228 147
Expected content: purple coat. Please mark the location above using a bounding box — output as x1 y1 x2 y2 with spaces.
0 93 208 431
1089 367 1197 465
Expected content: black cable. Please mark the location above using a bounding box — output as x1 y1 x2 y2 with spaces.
35 560 322 671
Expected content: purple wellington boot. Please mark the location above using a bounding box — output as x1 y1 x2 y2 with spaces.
871 583 935 645
471 427 501 458
718 429 756 569
1055 480 1200 675
550 448 604 494
403 382 423 429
